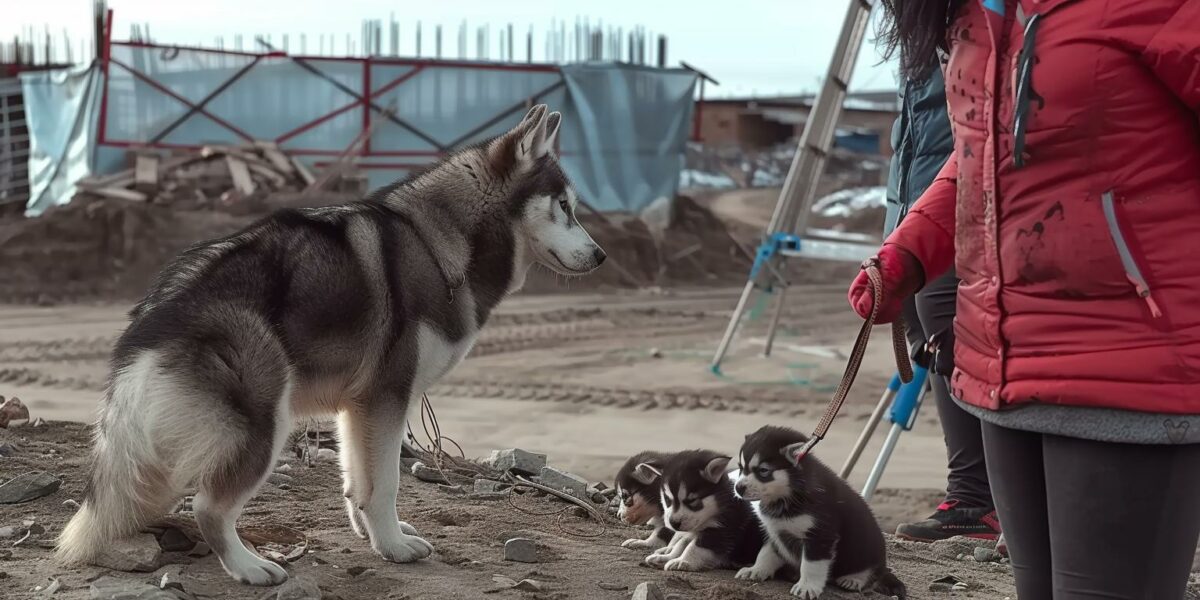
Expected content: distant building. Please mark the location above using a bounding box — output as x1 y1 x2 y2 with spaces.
694 90 898 156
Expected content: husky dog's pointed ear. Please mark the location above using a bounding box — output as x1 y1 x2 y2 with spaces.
632 463 662 485
488 104 551 175
701 456 732 484
543 111 562 150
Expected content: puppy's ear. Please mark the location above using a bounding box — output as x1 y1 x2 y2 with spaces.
632 462 662 485
780 442 809 467
701 456 732 484
543 111 562 150
487 104 550 175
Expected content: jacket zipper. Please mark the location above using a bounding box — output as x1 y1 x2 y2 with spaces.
1101 191 1162 318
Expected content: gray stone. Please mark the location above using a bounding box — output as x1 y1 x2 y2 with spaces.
486 449 547 476
315 448 337 461
473 479 508 494
410 462 473 486
89 577 177 599
268 473 294 486
157 528 194 552
259 576 321 600
503 537 539 563
537 467 589 499
0 526 16 539
42 578 63 595
973 546 1001 563
0 443 16 457
0 471 62 504
632 582 664 600
513 579 543 592
63 499 80 509
93 534 161 572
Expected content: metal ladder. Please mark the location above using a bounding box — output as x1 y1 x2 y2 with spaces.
708 0 930 497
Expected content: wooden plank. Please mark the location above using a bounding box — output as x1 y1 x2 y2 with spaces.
246 162 288 188
225 155 257 196
291 156 316 186
255 141 295 174
133 153 160 193
90 186 148 202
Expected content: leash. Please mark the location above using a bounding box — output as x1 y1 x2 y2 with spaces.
790 257 914 462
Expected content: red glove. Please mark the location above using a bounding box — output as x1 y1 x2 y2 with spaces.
848 244 925 323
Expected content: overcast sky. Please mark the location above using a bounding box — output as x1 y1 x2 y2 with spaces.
7 0 898 97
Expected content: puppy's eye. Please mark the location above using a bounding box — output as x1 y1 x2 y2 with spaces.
684 498 703 511
755 466 772 476
558 197 569 213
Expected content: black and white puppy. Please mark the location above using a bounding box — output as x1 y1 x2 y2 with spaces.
638 450 763 572
734 426 906 599
614 451 675 551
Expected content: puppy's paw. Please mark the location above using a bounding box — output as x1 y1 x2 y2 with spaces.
664 557 704 572
790 578 825 599
398 520 419 536
834 572 870 591
622 538 653 550
644 553 672 568
736 565 772 581
372 533 434 563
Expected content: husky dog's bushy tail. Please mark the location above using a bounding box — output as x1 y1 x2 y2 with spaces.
57 306 290 567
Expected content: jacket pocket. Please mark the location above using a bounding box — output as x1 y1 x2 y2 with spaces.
1101 190 1162 318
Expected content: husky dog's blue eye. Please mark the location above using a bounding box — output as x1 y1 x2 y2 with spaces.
684 498 703 511
558 197 569 213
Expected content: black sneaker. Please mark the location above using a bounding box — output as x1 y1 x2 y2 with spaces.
895 500 1001 542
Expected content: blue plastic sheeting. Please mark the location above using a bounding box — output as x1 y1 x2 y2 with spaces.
25 43 697 215
559 64 697 212
21 64 102 216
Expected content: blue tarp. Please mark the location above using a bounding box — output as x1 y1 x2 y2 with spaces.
21 64 102 217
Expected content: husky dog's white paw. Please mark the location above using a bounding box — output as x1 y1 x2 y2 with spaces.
346 499 369 539
664 557 704 572
651 544 675 556
790 578 826 599
622 538 654 550
644 553 672 568
219 551 289 586
372 533 434 563
398 520 419 536
736 565 773 581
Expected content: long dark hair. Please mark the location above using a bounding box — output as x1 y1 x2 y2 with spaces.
876 0 963 81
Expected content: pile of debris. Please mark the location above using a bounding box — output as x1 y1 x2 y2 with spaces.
72 143 366 213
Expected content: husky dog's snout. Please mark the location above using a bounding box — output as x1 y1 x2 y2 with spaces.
592 245 607 266
734 481 748 497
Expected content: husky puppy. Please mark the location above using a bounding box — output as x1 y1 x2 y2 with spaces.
639 450 763 572
55 105 606 586
615 451 675 551
734 426 906 599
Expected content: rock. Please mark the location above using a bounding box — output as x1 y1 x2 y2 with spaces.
649 348 663 358
43 578 64 595
973 546 1001 563
0 526 16 539
63 499 80 509
0 443 16 457
89 576 177 599
268 473 294 486
537 467 589 499
410 462 473 486
0 471 62 504
485 449 547 476
473 479 508 494
0 396 30 428
316 448 337 461
503 538 539 563
346 566 372 577
513 579 543 592
258 577 321 600
93 534 162 572
929 575 965 593
157 528 195 552
438 484 467 495
274 463 292 474
632 582 664 600
187 542 211 557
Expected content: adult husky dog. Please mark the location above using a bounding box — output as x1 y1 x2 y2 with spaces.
56 105 605 585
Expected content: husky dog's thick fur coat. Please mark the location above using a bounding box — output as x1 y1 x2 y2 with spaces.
615 451 675 551
56 105 605 585
640 450 763 572
734 426 906 599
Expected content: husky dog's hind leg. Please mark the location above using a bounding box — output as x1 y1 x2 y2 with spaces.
339 396 433 563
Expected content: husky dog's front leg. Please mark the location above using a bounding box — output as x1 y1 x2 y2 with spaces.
737 541 785 582
791 535 836 599
644 532 691 567
623 517 672 550
663 538 720 572
341 401 432 563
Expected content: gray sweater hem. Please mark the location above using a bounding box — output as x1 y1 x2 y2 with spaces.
952 397 1200 445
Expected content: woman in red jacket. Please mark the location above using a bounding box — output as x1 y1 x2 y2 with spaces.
854 0 1200 598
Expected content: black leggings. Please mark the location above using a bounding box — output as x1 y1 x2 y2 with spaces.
982 421 1200 600
904 267 993 508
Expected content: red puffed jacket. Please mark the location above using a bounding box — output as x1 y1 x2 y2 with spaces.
885 0 1200 413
